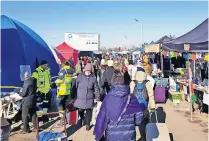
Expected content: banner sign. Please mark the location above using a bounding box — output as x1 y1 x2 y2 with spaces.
145 44 160 53
65 33 100 51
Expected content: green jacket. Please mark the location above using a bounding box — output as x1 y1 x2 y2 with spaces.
32 66 51 94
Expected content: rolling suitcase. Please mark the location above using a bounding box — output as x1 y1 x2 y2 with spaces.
154 78 166 103
154 86 166 103
146 110 170 141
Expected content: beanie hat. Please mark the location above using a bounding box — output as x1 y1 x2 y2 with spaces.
84 63 92 71
41 60 48 65
108 60 114 67
111 71 124 86
137 67 145 72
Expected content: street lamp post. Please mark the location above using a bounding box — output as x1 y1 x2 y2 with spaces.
134 19 143 48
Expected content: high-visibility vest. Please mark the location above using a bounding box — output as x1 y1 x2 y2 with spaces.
56 66 73 96
32 66 51 94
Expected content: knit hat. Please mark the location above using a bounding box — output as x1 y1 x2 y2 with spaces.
137 67 145 72
108 60 114 67
111 71 124 86
84 63 92 71
135 67 147 82
41 60 48 65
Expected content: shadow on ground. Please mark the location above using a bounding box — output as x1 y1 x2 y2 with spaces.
66 119 82 137
169 133 174 141
151 107 166 123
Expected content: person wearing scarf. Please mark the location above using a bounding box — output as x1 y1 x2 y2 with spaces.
94 70 143 141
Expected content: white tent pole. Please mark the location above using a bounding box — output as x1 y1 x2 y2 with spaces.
188 61 193 121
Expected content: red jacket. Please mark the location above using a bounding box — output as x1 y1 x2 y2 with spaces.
83 57 87 65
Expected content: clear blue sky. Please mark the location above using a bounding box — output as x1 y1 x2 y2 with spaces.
1 1 208 48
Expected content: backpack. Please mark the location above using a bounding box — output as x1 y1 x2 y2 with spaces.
133 80 149 110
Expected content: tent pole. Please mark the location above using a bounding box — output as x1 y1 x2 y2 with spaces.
188 61 193 121
160 48 164 72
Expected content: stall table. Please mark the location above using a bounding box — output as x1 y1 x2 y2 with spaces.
0 94 22 119
177 80 209 113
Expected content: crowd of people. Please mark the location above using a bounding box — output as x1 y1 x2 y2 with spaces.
18 53 157 141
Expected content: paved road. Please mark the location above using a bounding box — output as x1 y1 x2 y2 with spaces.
9 101 208 141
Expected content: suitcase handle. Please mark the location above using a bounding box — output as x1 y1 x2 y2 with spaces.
36 112 67 140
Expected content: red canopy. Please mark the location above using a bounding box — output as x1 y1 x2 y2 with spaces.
56 42 79 64
54 49 66 64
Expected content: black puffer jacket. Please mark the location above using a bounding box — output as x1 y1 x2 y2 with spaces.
20 77 37 107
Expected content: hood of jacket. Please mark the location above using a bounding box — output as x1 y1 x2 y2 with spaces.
108 85 130 97
100 85 130 124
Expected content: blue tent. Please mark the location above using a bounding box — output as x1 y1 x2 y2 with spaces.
1 15 59 91
162 19 208 52
149 41 155 44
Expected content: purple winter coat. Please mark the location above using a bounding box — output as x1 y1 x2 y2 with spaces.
74 73 100 109
94 85 143 141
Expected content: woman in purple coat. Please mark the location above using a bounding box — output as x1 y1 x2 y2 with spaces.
94 70 143 141
74 63 100 131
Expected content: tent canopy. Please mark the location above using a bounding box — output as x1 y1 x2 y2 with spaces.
150 41 155 44
1 15 59 91
155 35 173 44
54 49 66 64
162 19 208 51
56 42 79 64
132 47 144 54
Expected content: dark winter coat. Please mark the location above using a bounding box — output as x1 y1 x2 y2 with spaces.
20 77 37 107
101 66 115 87
74 73 100 109
94 85 143 141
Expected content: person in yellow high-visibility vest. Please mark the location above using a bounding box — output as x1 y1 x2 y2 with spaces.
55 61 74 125
32 60 51 123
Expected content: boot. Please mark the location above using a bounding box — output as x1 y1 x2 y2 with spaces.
86 125 90 131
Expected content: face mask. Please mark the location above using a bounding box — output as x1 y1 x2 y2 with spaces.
85 71 91 76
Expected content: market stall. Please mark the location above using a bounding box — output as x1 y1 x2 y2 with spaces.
160 18 208 120
145 43 163 76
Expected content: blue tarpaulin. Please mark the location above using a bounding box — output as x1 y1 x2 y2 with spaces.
1 15 59 91
162 18 208 51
